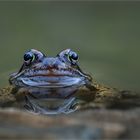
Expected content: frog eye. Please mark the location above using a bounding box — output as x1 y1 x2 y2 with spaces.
68 51 78 64
24 52 35 65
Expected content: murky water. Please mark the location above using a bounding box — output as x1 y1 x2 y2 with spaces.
0 1 140 91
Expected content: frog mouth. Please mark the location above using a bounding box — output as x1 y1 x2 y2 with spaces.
21 76 85 88
10 69 87 88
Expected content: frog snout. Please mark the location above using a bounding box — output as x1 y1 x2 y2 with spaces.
42 58 59 69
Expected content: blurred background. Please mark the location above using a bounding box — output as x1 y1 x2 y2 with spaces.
0 1 140 91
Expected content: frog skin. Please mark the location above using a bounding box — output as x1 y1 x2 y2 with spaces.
8 49 121 114
9 49 95 97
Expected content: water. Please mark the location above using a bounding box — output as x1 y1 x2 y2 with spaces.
0 1 140 91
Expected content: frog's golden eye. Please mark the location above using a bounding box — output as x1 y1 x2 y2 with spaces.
24 51 35 65
68 51 78 64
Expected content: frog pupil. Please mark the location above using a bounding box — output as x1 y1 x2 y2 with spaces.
69 52 78 61
24 52 33 62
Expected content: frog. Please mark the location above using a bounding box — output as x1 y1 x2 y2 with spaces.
9 49 94 97
6 49 121 114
